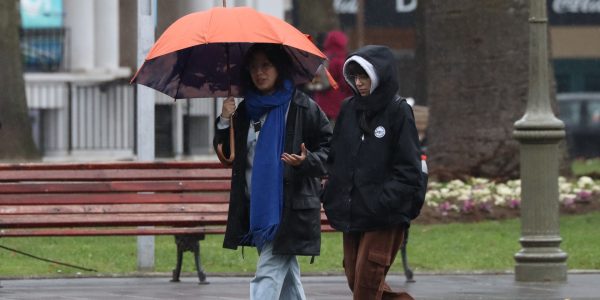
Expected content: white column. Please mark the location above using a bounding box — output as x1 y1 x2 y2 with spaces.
64 0 95 71
182 0 219 12
234 0 253 7
173 101 184 159
137 0 156 272
58 90 70 156
94 0 119 70
254 0 284 19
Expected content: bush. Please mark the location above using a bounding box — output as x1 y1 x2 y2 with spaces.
424 176 600 217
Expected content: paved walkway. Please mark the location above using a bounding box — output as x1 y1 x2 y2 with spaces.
1 273 600 300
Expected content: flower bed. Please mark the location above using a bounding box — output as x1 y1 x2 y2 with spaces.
414 176 600 224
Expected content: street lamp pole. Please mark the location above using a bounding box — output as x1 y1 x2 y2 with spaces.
513 0 567 282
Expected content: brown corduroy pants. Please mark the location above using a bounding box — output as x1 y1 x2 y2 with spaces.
343 225 414 300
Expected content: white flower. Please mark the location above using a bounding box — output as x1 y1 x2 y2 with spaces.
472 188 492 202
470 177 490 186
457 194 471 202
559 182 573 194
427 201 439 208
424 173 599 216
439 188 451 198
577 176 595 189
447 179 465 188
495 184 513 196
425 190 442 204
493 195 506 206
560 193 577 203
507 179 521 188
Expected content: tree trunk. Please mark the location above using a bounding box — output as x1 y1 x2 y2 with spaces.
418 0 531 180
0 0 40 161
293 0 339 46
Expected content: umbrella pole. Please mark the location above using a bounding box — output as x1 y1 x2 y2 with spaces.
216 43 235 166
216 111 236 166
222 0 226 7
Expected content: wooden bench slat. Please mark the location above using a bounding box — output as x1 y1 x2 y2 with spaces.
0 193 230 205
0 227 227 237
0 180 231 194
0 225 335 237
0 213 229 228
0 168 232 182
0 203 229 215
0 161 226 171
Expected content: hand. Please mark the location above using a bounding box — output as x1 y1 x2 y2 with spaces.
281 143 307 167
221 97 236 119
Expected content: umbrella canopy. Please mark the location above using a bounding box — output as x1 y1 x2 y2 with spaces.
131 6 327 99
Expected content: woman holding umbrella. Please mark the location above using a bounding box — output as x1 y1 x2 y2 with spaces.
213 43 332 300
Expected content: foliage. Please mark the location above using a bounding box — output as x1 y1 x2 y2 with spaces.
424 176 600 216
572 158 600 177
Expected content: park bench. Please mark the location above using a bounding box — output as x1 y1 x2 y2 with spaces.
0 161 414 284
0 161 232 283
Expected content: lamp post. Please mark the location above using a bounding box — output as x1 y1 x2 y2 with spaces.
513 0 567 282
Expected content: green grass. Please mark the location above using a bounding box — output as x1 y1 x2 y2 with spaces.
572 158 600 176
1 212 600 278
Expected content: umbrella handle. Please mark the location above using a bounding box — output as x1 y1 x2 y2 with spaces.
216 111 235 166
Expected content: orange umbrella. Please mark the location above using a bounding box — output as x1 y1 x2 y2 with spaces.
131 6 328 99
131 6 331 165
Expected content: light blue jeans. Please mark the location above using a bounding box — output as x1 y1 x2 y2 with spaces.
250 241 306 300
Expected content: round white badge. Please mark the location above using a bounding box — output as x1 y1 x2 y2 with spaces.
374 126 386 138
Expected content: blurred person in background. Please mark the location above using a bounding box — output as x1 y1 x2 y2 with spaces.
312 30 353 125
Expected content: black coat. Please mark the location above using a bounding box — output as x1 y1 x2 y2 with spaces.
322 46 422 232
213 90 332 256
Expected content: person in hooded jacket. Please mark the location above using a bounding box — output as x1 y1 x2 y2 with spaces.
213 43 332 300
322 45 422 300
314 30 353 123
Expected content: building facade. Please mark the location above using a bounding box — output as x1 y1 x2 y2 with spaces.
332 0 600 100
21 0 599 160
21 0 288 161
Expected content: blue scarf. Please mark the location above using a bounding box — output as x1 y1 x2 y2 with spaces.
243 80 293 250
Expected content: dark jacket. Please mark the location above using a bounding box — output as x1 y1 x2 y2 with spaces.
213 89 332 256
322 46 422 232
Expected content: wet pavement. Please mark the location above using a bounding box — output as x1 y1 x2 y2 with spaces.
1 272 599 299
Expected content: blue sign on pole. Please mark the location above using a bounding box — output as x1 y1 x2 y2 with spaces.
20 0 63 28
20 0 64 71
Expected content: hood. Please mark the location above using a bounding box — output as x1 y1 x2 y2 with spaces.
323 30 348 57
342 45 399 96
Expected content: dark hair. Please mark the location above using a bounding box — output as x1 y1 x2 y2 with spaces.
344 61 367 76
240 44 293 93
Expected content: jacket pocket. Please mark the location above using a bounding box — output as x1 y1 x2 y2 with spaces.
292 195 321 210
358 250 391 289
381 182 418 212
